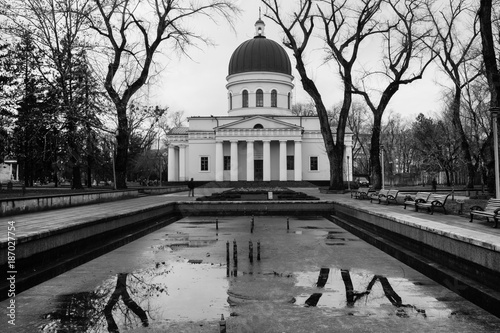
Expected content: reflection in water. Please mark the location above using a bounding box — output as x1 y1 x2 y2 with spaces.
103 273 148 332
295 268 448 318
39 261 229 332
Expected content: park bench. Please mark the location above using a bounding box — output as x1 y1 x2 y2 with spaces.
352 187 371 200
378 189 400 205
415 193 451 215
403 192 431 210
370 189 389 203
469 198 500 228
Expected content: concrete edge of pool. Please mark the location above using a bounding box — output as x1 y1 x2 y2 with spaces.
0 198 499 318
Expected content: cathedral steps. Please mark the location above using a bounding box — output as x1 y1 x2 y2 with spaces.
198 180 316 188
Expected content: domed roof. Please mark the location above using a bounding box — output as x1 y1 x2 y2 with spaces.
228 36 292 76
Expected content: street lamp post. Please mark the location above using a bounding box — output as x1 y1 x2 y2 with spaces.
380 144 385 190
347 155 351 193
491 107 500 198
112 137 117 190
389 161 393 187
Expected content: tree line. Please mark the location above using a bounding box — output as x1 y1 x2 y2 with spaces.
0 0 498 191
264 0 500 190
0 0 236 188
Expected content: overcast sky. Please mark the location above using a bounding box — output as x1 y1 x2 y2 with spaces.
149 0 445 123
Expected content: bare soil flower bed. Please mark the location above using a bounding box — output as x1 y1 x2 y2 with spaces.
196 187 319 201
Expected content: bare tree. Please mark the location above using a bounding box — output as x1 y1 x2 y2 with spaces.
426 0 481 188
351 0 435 189
86 0 238 188
263 0 384 190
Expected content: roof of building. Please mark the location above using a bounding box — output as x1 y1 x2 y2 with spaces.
167 127 189 135
228 36 292 76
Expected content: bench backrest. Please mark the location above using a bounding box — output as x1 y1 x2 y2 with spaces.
378 189 390 196
358 187 370 194
414 192 431 201
427 193 450 204
484 199 500 212
387 189 399 197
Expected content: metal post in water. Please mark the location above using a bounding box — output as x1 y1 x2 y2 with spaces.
233 240 238 268
249 240 253 263
251 216 254 233
257 241 261 261
287 217 289 230
216 218 219 230
226 241 230 277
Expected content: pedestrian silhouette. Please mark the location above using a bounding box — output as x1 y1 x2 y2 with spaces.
188 178 195 197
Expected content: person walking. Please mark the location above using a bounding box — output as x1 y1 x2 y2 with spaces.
188 178 195 197
431 178 437 192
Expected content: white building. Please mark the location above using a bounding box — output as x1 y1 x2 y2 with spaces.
166 19 352 183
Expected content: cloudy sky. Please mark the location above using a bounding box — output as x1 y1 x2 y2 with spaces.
150 0 444 122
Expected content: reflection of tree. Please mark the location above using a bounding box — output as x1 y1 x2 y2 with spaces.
340 269 425 316
104 273 149 332
39 264 170 332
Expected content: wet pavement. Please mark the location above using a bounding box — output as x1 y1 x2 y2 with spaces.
4 215 500 332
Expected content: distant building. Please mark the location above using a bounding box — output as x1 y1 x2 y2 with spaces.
166 19 352 182
0 157 18 183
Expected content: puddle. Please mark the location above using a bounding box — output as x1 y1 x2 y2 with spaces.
294 268 453 318
39 261 230 332
154 232 218 250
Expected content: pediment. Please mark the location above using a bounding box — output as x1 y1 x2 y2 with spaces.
217 116 302 130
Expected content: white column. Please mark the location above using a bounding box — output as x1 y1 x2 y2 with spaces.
179 144 186 181
230 140 238 181
167 145 176 181
294 140 302 181
279 140 287 181
247 140 254 181
263 140 271 181
8 164 12 180
215 141 223 181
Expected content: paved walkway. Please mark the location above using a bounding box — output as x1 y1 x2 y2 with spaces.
2 187 500 250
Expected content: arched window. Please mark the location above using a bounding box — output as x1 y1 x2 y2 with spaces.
256 89 264 107
271 89 277 107
242 90 248 108
229 93 233 110
287 92 291 109
253 123 264 129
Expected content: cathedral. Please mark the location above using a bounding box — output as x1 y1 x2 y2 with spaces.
166 19 352 183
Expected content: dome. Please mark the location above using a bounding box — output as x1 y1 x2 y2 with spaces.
228 36 292 76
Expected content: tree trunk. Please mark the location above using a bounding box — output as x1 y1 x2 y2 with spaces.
479 0 500 108
294 55 346 191
479 0 500 194
370 113 383 189
115 103 129 189
451 87 475 188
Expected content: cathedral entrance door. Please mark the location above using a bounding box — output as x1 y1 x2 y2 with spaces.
254 160 263 181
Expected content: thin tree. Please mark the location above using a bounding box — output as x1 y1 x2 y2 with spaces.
86 0 238 189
